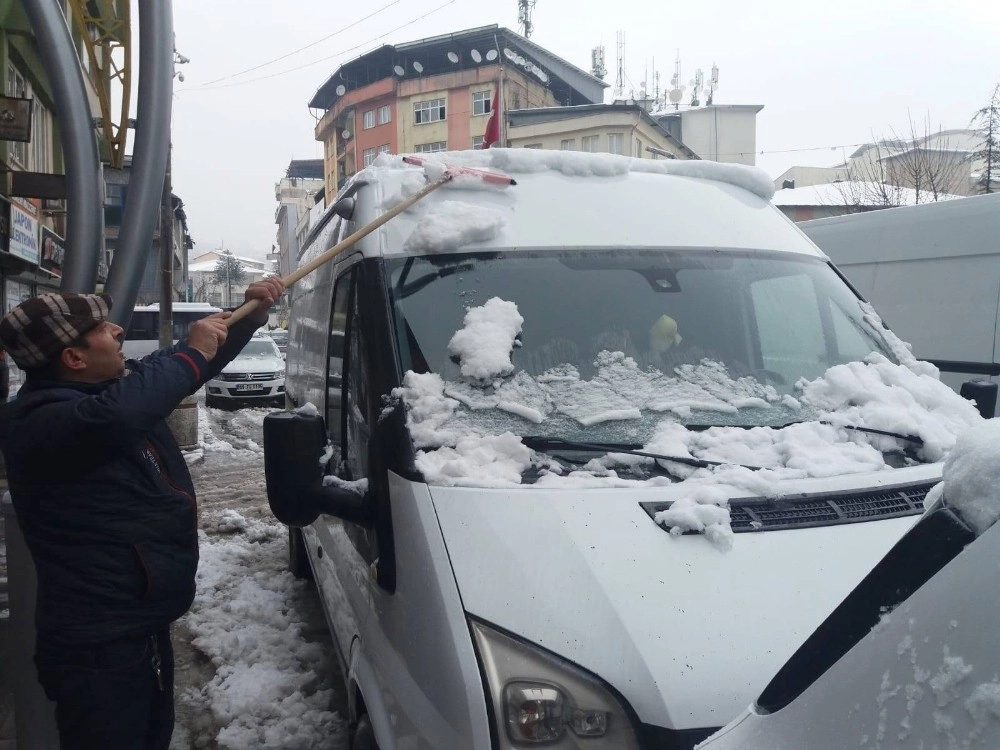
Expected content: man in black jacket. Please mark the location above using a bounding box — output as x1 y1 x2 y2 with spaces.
0 279 283 749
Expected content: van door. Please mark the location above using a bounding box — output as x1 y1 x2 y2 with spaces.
306 259 373 667
320 254 491 748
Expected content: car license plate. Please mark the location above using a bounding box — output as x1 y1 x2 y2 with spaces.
235 383 265 392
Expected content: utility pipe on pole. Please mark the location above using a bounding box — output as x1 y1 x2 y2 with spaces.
105 0 174 332
22 0 102 292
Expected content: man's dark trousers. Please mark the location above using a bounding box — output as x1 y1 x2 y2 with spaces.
34 628 174 749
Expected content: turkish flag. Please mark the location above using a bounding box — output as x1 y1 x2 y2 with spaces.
482 87 500 149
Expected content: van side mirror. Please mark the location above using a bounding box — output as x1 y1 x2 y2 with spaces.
263 411 372 527
960 380 997 419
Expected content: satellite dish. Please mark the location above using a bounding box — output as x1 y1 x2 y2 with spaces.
537 70 549 83
471 49 482 63
393 64 405 76
413 61 423 73
447 51 459 63
335 84 346 96
503 48 516 61
486 49 498 61
341 130 352 140
668 88 683 103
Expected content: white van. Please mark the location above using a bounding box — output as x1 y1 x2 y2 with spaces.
264 150 984 749
122 301 222 359
800 193 1000 415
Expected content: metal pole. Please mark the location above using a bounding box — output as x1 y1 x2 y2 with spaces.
158 145 173 347
105 0 174 332
21 0 102 292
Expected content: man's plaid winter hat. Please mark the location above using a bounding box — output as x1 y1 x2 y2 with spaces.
0 293 113 369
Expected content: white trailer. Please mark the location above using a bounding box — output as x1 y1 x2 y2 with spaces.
800 193 1000 413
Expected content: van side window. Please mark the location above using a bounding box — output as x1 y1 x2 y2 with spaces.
326 270 353 456
344 268 370 480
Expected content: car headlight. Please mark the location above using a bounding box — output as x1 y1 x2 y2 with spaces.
471 619 641 749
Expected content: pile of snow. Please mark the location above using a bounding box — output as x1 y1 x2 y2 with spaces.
939 419 1000 535
401 200 507 254
447 297 523 380
177 512 346 749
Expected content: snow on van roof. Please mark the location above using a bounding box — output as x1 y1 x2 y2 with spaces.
371 148 776 200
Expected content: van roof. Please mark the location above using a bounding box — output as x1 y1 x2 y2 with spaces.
302 149 824 264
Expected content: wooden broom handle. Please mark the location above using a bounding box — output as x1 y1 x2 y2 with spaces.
225 173 453 327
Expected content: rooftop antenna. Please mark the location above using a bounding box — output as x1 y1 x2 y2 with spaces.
590 45 607 79
689 67 704 107
667 49 684 110
518 0 536 38
705 63 719 105
614 30 625 99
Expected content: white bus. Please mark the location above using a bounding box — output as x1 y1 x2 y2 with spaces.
122 302 223 359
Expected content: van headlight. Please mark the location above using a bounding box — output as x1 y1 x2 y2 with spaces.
471 619 641 749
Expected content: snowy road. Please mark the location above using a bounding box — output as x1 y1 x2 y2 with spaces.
169 400 349 749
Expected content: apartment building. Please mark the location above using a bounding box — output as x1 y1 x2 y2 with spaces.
309 24 607 198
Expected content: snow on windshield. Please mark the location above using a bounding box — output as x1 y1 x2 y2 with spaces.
393 298 984 549
447 297 523 380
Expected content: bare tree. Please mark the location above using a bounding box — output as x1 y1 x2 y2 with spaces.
882 114 968 201
970 84 1000 194
833 139 908 208
834 114 968 209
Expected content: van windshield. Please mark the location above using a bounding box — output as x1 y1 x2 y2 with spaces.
386 249 895 444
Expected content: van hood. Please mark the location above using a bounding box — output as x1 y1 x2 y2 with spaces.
430 465 939 730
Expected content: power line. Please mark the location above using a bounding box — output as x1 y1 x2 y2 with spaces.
181 0 458 93
201 0 404 86
712 142 869 159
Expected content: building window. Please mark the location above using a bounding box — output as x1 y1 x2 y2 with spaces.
414 98 446 124
378 144 391 154
31 98 52 172
608 133 624 155
363 110 375 129
105 183 125 206
472 90 492 116
362 147 376 167
378 105 391 125
415 141 447 153
472 136 484 150
581 135 600 153
635 138 643 158
560 139 575 150
6 61 26 166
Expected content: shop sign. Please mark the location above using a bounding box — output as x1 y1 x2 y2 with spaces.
40 226 64 277
9 198 39 264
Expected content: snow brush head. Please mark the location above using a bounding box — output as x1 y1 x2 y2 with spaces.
402 155 516 190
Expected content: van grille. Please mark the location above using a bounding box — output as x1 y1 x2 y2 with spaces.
641 480 935 533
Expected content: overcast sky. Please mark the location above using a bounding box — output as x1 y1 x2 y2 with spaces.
170 0 1000 260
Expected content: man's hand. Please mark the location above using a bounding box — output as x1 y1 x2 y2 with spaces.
243 277 286 326
188 312 230 361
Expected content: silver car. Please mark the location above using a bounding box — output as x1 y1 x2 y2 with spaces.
205 335 285 408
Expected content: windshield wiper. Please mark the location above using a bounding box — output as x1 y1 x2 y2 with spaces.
778 420 924 447
521 436 764 471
